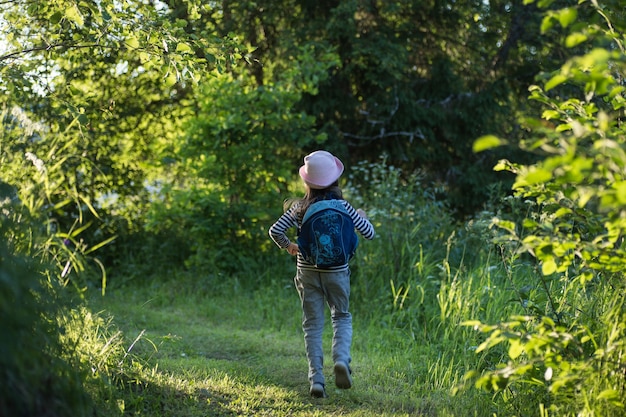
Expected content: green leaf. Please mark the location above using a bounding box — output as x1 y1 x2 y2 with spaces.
52 198 73 210
597 389 620 401
524 167 553 185
614 181 626 204
494 159 518 173
608 86 625 99
50 11 63 24
176 42 193 53
126 36 140 50
508 339 524 359
476 334 505 353
556 123 572 132
542 258 557 275
65 5 84 26
542 110 560 120
84 235 117 255
566 32 587 48
473 135 505 152
69 221 93 238
461 320 483 328
597 389 624 406
164 71 178 87
523 218 539 229
493 219 516 234
545 74 568 91
101 6 112 21
540 15 554 34
557 8 577 28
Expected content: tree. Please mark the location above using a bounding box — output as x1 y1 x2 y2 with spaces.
144 45 339 277
186 0 566 214
0 0 242 270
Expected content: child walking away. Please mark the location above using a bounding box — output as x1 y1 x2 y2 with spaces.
269 150 375 398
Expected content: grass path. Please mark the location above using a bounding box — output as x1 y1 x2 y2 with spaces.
89 283 447 416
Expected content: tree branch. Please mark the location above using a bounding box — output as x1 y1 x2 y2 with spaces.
491 3 537 71
342 128 426 146
0 42 103 62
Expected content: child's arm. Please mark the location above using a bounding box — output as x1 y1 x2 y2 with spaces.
269 207 300 255
344 202 375 240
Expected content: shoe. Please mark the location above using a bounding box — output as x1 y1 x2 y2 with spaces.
334 362 353 389
310 382 327 398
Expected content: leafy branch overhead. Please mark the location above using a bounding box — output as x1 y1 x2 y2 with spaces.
477 1 626 277
0 0 243 80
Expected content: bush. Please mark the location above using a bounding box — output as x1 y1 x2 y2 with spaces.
0 218 92 416
466 2 626 415
0 108 144 416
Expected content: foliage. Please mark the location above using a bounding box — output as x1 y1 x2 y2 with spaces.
0 181 122 416
0 106 115 289
130 0 566 215
287 0 558 214
140 45 339 279
87 269 509 416
31 136 618 416
0 0 589 278
3 0 626 414
344 156 454 258
0 220 92 417
84 182 570 416
0 0 241 276
60 306 162 417
0 81 150 416
469 1 626 415
344 158 459 336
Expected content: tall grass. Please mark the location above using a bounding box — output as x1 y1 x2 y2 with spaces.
342 159 625 416
80 155 626 416
0 110 151 417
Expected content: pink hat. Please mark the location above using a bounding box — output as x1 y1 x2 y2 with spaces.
299 150 344 189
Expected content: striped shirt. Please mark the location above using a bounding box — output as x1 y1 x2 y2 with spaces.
269 199 375 271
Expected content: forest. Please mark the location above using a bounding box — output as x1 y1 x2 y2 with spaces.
1 0 625 416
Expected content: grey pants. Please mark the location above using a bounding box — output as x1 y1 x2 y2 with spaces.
294 268 352 386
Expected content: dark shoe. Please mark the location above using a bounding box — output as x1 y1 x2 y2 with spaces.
310 382 327 398
334 362 352 389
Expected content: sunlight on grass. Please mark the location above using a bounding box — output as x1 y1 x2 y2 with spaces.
89 276 494 416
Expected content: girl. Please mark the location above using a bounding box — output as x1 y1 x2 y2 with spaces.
269 150 375 398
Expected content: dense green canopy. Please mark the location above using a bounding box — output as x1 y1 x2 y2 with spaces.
1 0 557 221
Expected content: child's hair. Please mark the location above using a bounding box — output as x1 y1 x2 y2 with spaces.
284 181 344 218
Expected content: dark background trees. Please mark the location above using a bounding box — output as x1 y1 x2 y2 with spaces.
175 1 524 212
168 0 566 214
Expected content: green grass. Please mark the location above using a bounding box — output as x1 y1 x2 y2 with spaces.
87 276 495 417
83 216 626 417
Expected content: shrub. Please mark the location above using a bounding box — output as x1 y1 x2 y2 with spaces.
0 107 139 416
467 2 626 415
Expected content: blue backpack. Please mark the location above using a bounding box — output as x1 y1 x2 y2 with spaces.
297 199 358 268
